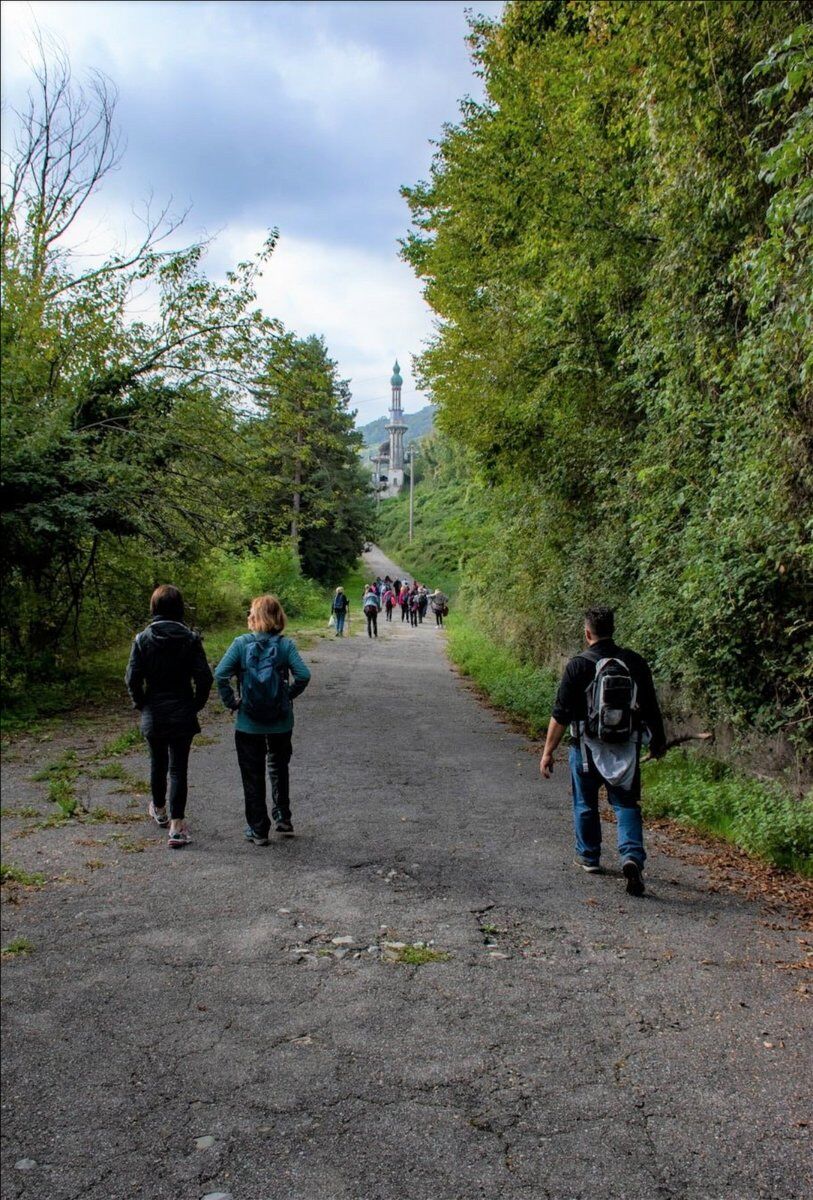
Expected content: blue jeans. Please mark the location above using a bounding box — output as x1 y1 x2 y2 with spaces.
334 611 346 635
569 746 645 867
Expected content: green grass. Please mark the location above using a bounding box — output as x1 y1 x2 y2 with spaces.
32 750 80 815
98 729 143 757
446 615 558 738
388 945 450 965
31 749 79 781
1 937 34 958
642 752 813 876
0 863 46 887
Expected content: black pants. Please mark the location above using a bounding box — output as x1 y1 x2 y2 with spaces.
145 734 193 820
365 609 378 637
385 602 393 622
235 730 293 836
435 610 444 626
401 605 408 622
410 608 418 626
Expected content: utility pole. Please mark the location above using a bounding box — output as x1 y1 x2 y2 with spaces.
408 444 418 543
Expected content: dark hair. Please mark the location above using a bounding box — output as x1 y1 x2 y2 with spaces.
584 605 614 639
151 584 185 622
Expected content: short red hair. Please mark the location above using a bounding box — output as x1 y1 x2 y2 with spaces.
248 594 286 634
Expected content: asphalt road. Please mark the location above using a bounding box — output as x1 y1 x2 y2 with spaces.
1 547 810 1200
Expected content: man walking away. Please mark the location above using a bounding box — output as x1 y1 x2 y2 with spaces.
539 606 666 896
331 587 349 636
399 584 410 622
362 585 380 638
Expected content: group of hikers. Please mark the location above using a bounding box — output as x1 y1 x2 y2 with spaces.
330 574 449 639
126 582 663 898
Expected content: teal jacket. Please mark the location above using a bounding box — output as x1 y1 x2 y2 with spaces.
214 633 311 735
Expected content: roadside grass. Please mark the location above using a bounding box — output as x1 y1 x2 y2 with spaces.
446 612 813 877
0 806 40 819
31 750 80 815
98 729 143 757
0 863 46 887
446 614 558 738
1 937 34 959
641 753 813 877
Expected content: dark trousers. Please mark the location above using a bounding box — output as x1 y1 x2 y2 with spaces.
145 734 193 820
410 608 418 626
385 602 393 621
435 611 443 626
235 730 293 836
365 609 378 637
401 605 408 622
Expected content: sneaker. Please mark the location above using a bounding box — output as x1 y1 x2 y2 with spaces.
622 859 645 897
149 802 169 828
244 826 270 846
575 858 602 874
168 828 191 849
275 820 294 837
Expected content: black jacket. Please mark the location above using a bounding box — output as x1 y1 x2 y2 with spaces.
125 619 213 738
551 638 666 753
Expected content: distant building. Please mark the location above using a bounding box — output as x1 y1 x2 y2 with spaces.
372 360 408 498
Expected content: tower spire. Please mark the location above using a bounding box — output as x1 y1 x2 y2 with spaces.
385 356 408 490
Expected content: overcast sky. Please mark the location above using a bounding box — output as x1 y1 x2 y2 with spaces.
1 0 503 421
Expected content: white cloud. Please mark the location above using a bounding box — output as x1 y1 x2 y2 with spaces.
214 226 432 419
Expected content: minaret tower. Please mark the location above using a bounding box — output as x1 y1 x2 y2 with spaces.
385 359 408 494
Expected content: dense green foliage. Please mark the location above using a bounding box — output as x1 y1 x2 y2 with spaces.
401 1 813 754
1 48 373 697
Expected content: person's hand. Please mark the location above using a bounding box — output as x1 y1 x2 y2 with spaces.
540 750 555 779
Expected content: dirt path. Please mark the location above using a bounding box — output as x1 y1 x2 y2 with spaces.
1 548 810 1200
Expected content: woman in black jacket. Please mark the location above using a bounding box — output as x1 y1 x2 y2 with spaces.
125 585 213 848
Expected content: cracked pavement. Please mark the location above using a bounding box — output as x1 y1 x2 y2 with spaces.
1 547 810 1200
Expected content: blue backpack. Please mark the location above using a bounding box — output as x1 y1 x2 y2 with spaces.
240 635 289 723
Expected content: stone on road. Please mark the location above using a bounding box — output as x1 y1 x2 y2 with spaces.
1 547 809 1199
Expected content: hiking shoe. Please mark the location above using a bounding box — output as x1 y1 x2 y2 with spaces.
244 826 270 846
575 858 602 874
622 859 645 897
275 820 294 837
168 828 191 849
149 802 169 828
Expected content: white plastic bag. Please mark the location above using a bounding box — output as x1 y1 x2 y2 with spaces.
328 614 336 628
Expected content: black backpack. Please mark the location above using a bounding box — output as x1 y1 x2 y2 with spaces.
580 650 638 744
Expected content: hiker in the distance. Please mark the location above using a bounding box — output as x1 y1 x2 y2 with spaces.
125 584 213 849
331 586 349 637
382 582 395 622
409 586 420 627
214 594 311 846
539 605 666 896
362 584 380 638
399 583 411 622
430 589 449 627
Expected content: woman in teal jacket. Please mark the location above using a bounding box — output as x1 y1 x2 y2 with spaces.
214 594 311 845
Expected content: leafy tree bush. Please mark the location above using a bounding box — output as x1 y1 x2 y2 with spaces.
401 1 812 759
